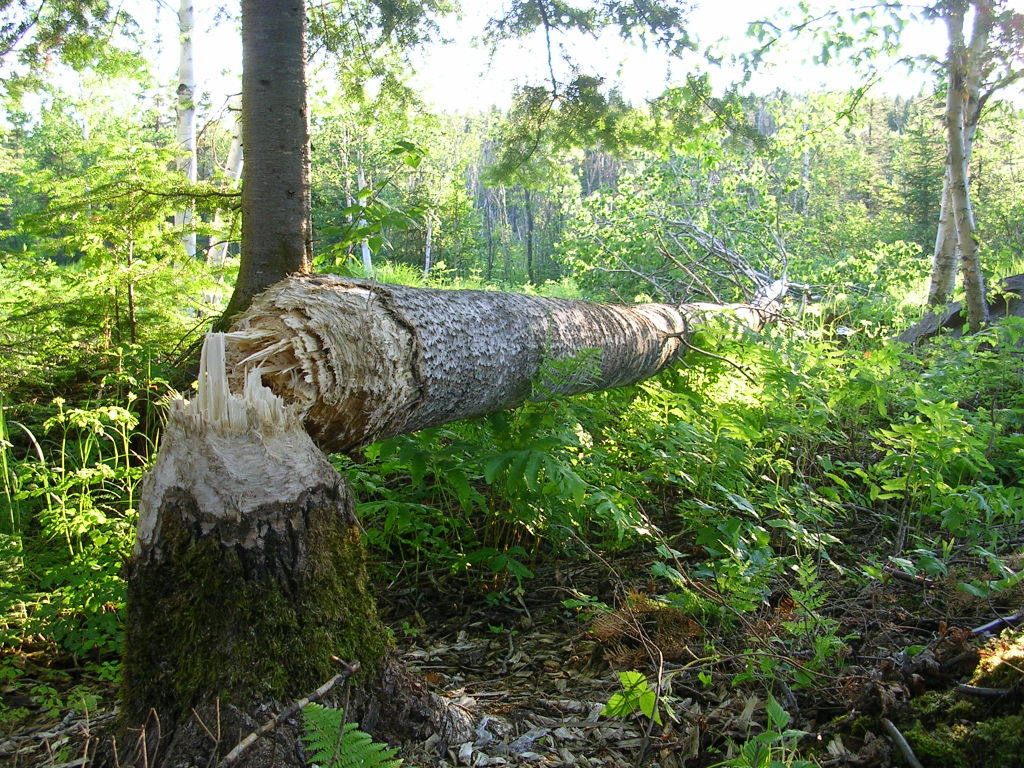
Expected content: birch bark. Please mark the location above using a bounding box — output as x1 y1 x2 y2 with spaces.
943 2 990 331
928 171 958 307
927 0 993 318
357 160 374 275
174 0 197 260
423 208 434 276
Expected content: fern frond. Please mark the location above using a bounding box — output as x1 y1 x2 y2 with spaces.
301 702 404 768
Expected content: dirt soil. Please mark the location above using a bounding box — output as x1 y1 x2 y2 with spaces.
2 545 1023 768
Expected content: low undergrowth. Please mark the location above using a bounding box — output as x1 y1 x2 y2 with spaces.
2 268 1024 767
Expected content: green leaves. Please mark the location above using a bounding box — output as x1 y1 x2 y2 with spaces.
601 670 662 725
302 703 405 768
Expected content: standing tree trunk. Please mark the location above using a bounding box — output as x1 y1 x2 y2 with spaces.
423 208 434 276
927 0 994 322
928 171 958 307
943 1 991 331
357 160 374 276
174 0 197 260
221 0 313 324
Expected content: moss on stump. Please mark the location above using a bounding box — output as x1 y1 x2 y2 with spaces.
121 481 388 730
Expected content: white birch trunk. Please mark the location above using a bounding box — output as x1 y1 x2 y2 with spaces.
209 96 243 270
423 209 434 276
928 171 958 307
357 160 374 276
928 0 993 315
944 3 990 331
175 0 197 260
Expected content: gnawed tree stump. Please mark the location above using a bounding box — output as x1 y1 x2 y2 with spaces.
121 276 779 766
120 336 470 766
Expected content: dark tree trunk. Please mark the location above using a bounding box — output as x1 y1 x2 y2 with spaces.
221 0 313 324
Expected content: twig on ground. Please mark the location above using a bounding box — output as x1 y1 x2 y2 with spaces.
972 612 1023 636
881 718 924 768
216 659 360 768
956 684 1011 698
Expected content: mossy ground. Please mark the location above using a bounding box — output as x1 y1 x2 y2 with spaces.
904 712 1024 768
902 627 1024 768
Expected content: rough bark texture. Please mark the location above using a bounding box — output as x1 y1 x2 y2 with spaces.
223 275 690 453
223 0 313 322
119 337 472 766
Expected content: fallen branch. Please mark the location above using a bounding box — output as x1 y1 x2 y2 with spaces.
972 612 1023 636
956 684 1011 698
216 659 360 768
880 718 924 768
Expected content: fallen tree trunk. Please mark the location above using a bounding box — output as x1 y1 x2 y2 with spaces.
222 275 693 452
119 277 779 766
898 273 1024 346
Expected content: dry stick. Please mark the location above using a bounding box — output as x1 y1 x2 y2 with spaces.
880 718 924 768
330 670 357 768
972 611 1023 636
957 684 1011 698
216 660 360 768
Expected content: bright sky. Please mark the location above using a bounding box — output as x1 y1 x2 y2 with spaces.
148 0 1024 116
406 0 949 110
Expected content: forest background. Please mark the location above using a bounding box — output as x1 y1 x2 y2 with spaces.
2 0 1024 766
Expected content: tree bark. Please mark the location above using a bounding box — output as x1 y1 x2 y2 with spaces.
223 275 693 454
222 0 313 324
928 170 958 307
943 2 990 331
927 0 993 319
357 159 374 276
119 334 472 767
174 0 197 260
121 276 782 764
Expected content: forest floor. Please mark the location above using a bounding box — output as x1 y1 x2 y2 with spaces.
386 543 1024 768
2 539 1023 768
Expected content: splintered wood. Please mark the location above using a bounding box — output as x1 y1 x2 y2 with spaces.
133 330 342 556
